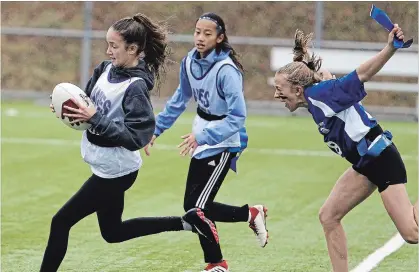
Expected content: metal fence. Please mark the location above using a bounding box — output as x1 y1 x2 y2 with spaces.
2 2 418 121
2 1 417 89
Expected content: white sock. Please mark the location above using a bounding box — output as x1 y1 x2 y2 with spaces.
181 219 193 231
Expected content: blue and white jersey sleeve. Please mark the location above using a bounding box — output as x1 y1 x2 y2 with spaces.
195 65 246 146
154 58 193 136
305 70 367 118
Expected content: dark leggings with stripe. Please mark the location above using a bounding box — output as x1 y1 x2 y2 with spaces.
40 171 184 272
183 151 250 263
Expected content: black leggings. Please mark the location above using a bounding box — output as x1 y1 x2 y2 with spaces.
40 171 183 272
183 152 249 263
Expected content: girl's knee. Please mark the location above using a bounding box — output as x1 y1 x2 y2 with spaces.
318 206 344 229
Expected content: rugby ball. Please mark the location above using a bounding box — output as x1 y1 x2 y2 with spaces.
51 82 95 131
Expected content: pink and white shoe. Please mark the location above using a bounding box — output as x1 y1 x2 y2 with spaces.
248 205 269 247
202 260 229 272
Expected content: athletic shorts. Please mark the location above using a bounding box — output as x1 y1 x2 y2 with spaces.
352 143 407 193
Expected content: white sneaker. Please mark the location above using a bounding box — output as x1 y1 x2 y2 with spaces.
249 205 269 247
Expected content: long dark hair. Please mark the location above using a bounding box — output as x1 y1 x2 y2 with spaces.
112 13 170 85
196 12 245 73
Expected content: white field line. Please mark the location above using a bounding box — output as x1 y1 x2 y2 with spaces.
3 108 419 135
1 137 417 161
1 136 413 271
350 233 406 272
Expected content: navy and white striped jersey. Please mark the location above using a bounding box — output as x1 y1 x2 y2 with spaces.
304 70 378 161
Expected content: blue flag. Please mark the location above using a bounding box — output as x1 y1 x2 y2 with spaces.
370 5 413 49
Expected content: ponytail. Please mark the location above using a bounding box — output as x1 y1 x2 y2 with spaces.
276 29 323 87
293 29 322 72
218 35 245 74
132 14 170 83
112 13 171 88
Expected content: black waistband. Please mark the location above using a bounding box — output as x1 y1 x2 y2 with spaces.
86 130 120 148
365 124 384 141
197 107 226 121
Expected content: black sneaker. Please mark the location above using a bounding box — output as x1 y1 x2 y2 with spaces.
182 208 219 244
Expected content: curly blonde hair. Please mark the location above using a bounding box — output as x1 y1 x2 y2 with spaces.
276 29 323 87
